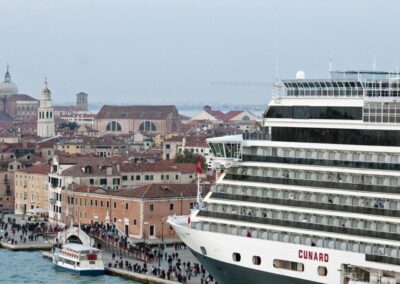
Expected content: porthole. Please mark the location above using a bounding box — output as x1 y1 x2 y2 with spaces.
200 246 207 255
318 266 327 276
252 256 261 265
232 252 241 262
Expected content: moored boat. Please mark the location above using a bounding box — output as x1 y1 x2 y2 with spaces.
52 243 104 276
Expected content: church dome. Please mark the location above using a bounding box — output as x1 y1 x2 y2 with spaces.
0 66 18 97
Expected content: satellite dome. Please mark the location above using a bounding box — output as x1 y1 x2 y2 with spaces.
296 70 305 80
0 66 18 97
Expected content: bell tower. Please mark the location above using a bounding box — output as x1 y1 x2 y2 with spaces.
37 78 55 138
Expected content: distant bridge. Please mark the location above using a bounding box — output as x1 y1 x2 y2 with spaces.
56 227 94 247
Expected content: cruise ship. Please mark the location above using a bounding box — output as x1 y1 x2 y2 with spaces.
169 70 400 284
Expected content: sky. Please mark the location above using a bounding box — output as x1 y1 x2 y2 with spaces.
1 0 399 106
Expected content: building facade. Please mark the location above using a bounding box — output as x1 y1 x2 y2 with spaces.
61 183 207 239
14 165 50 215
95 105 181 136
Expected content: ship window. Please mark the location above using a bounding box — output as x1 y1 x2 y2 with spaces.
252 256 261 265
200 246 207 255
232 252 241 262
273 259 304 272
318 266 327 276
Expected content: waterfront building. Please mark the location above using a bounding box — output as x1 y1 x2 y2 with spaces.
0 171 14 211
61 183 209 239
95 105 181 136
37 79 55 138
14 164 51 215
170 70 400 284
48 155 121 223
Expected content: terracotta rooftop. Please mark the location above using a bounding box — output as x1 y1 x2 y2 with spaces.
112 183 210 199
18 164 51 175
95 105 178 120
119 160 196 173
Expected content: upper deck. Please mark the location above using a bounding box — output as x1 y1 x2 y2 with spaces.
279 70 400 98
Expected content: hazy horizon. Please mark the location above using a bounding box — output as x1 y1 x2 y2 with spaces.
1 0 399 105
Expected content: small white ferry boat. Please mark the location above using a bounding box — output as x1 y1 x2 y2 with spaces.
53 243 104 276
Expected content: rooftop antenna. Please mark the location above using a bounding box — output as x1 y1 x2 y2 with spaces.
373 55 377 71
274 24 279 83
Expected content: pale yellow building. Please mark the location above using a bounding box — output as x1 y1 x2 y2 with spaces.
14 164 50 215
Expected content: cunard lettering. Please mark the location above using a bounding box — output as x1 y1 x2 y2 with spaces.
298 250 329 262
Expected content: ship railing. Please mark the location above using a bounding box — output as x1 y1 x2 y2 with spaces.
210 192 400 218
366 254 400 266
224 173 400 195
197 210 400 242
241 154 400 172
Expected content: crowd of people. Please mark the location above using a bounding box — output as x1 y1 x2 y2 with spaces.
0 216 64 245
108 245 216 284
82 222 217 283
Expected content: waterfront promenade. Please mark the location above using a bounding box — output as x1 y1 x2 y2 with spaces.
1 215 215 284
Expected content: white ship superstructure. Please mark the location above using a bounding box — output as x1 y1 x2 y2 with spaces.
169 70 400 284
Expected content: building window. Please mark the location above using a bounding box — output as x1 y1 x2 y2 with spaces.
161 175 164 180
136 175 141 180
133 219 137 225
252 256 261 265
165 175 169 180
150 204 154 211
200 246 207 255
114 202 116 208
100 201 103 207
125 203 128 210
107 201 109 207
106 121 122 132
318 266 328 276
273 259 304 272
95 200 98 206
145 175 150 181
139 121 156 132
131 175 134 180
169 203 174 210
232 253 241 262
165 144 170 149
190 202 194 209
175 175 179 180
122 176 128 181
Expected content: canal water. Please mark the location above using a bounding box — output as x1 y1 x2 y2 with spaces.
0 249 139 283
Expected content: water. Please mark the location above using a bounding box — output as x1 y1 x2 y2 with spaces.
0 249 139 284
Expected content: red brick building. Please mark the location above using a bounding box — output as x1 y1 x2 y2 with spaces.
61 183 209 240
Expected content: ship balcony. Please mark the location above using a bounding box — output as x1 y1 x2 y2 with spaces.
224 172 400 195
210 191 400 218
241 154 400 172
198 206 400 242
191 220 400 265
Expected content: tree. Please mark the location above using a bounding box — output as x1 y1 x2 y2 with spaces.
175 149 206 170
